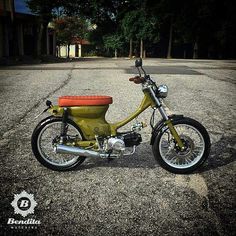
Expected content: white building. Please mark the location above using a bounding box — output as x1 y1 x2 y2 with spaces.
57 38 90 58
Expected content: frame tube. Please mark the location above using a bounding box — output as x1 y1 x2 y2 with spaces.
110 94 152 134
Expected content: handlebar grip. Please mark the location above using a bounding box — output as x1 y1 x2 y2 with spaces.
129 77 135 81
129 76 145 84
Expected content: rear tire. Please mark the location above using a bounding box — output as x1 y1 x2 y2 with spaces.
31 116 86 171
152 117 210 174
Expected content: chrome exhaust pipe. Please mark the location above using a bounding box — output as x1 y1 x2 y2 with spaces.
55 144 100 158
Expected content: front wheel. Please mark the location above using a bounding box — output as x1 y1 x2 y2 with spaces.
152 117 211 174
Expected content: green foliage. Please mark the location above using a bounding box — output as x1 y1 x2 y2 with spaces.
27 0 236 58
122 9 159 41
121 10 139 40
103 34 123 51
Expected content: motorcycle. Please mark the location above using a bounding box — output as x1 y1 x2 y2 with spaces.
31 58 210 173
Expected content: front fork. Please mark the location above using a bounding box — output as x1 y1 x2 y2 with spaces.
165 119 184 149
149 88 184 149
157 106 184 149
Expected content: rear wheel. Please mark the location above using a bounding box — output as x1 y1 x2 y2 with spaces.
152 117 210 174
31 117 86 171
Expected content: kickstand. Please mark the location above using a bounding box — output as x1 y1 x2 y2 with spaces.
107 150 113 162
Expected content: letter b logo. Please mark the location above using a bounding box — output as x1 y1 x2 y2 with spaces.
17 197 31 211
20 200 29 208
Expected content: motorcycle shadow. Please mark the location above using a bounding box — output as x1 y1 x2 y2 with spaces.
199 135 235 173
74 135 235 173
74 143 159 171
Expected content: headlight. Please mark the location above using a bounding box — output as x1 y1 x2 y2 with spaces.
157 84 168 98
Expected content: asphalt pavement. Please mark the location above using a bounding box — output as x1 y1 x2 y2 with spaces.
0 58 235 235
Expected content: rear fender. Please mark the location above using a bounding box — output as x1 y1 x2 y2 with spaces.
150 114 184 145
32 115 83 138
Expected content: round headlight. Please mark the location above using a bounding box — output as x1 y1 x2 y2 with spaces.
157 84 168 98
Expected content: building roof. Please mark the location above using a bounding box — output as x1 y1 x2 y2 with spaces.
71 37 90 45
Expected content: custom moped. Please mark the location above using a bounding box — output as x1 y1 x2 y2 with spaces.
32 58 210 173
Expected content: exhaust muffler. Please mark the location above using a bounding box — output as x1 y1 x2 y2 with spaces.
55 144 100 158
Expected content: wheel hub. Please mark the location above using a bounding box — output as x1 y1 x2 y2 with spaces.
174 136 194 156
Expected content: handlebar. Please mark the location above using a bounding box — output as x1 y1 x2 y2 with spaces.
130 58 158 90
129 75 158 91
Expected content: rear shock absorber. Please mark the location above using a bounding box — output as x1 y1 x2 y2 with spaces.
60 107 68 144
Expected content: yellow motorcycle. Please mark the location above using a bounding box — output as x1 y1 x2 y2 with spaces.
31 58 210 173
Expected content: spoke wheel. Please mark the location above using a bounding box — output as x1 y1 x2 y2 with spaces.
152 117 210 174
32 117 86 171
159 124 205 169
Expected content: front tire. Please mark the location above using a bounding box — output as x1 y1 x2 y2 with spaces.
152 117 210 174
31 116 86 171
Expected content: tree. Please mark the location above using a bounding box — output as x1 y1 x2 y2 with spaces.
63 0 158 58
136 11 158 58
103 34 123 57
178 0 236 59
54 17 87 58
122 9 158 58
146 0 183 58
121 11 138 58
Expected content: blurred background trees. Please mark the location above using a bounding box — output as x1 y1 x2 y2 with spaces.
26 0 236 59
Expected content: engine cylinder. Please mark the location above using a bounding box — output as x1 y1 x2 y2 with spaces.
123 132 142 147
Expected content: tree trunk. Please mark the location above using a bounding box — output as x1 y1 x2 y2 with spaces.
114 49 117 58
167 18 173 59
193 41 198 59
67 44 70 58
36 23 44 56
58 45 61 57
140 38 143 58
129 38 133 58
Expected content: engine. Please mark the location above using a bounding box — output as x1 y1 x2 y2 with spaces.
122 132 142 147
101 132 141 157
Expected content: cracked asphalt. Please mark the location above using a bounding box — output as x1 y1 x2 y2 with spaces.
0 58 235 235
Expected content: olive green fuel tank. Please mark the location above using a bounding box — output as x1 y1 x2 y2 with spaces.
52 105 111 140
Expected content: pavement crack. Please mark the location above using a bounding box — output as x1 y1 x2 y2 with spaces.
20 69 72 121
1 69 73 141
